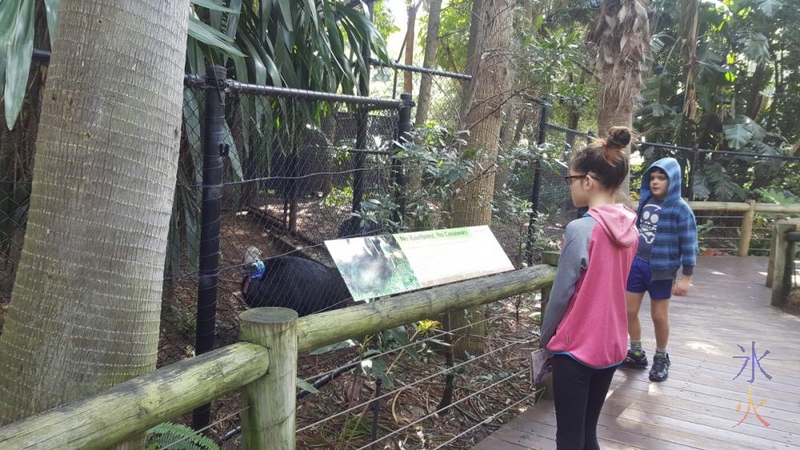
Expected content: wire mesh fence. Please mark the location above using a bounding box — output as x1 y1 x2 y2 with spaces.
0 60 44 324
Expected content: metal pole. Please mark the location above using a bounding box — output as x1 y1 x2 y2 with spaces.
526 101 548 266
393 93 413 223
192 64 227 430
352 5 373 214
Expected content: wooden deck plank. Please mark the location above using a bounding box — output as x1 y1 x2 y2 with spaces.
513 401 731 450
504 409 688 450
472 257 800 450
606 376 800 430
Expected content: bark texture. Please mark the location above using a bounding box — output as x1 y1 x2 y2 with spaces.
0 0 188 424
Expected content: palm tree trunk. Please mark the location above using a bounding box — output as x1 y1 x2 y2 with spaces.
449 0 514 359
0 0 188 425
591 0 650 203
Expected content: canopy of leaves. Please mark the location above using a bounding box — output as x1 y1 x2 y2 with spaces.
635 0 795 200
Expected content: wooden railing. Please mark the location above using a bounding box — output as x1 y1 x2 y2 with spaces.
687 201 800 257
628 201 800 257
0 265 556 450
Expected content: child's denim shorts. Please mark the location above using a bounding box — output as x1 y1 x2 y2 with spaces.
626 257 673 300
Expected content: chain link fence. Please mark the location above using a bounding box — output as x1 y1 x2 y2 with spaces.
0 60 44 323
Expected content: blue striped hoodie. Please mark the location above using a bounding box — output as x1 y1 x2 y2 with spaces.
637 158 698 280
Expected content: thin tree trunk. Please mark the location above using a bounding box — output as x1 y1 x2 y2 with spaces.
676 0 700 149
404 1 420 95
459 0 484 115
493 100 517 198
415 0 443 126
0 0 188 425
449 0 514 359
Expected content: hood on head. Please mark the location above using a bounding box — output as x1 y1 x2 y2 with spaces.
640 157 684 204
588 204 638 248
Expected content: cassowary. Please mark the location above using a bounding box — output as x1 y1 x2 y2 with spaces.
241 247 352 317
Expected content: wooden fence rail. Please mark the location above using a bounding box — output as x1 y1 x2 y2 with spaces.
0 265 557 450
0 343 269 450
679 201 800 257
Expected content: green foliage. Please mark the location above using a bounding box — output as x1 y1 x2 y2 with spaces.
145 422 220 450
696 219 715 253
399 124 475 230
755 188 798 205
436 0 471 72
635 0 798 200
372 0 400 41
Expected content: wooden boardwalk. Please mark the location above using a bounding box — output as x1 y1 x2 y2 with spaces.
473 256 800 450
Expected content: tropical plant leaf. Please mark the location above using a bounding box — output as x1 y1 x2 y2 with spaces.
0 0 21 93
191 0 239 13
757 0 782 17
723 123 753 149
739 31 770 64
704 163 746 201
309 339 358 355
146 422 219 450
225 0 244 38
44 0 60 43
3 0 35 130
692 173 711 200
188 14 246 57
222 121 244 181
296 377 320 394
241 30 280 85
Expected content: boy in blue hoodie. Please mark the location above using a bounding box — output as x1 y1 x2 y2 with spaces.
623 157 698 382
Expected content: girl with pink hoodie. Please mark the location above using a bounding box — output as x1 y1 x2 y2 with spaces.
540 127 639 450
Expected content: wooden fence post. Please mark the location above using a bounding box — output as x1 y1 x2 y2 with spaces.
771 221 800 308
738 199 756 257
239 307 299 450
538 251 559 401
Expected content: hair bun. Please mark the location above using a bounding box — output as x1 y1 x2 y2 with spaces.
606 126 631 149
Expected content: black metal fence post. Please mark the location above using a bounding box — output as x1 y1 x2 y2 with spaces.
352 15 372 215
526 101 549 266
192 65 227 430
352 108 368 214
393 93 413 223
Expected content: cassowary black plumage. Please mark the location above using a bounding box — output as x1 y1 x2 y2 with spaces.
241 248 352 317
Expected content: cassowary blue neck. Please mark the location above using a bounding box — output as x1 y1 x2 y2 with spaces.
250 260 266 279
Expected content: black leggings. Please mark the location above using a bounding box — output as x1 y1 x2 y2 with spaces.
552 355 617 450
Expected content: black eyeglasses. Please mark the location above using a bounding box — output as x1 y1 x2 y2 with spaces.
564 174 597 185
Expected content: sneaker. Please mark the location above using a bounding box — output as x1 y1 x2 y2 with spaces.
649 353 671 382
623 349 648 368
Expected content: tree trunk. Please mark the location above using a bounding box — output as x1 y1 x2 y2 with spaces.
459 0 485 116
493 100 517 198
592 0 650 203
0 0 188 426
449 0 514 360
403 1 420 95
675 0 699 148
415 0 443 126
